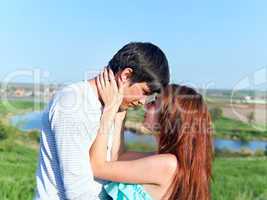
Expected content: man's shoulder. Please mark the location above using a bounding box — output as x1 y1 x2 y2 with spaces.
52 81 94 106
56 81 86 99
48 81 101 119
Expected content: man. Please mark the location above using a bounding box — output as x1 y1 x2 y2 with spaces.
34 42 170 199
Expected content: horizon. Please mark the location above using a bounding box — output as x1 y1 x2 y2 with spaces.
1 81 266 93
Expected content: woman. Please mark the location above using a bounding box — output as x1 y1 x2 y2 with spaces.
90 70 213 200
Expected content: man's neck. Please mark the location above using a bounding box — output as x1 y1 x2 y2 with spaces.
87 78 104 106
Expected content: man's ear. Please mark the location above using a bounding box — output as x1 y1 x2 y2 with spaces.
118 67 133 84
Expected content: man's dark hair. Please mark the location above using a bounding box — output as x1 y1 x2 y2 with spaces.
108 42 170 93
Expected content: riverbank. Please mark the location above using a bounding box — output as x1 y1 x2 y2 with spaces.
0 100 45 150
126 107 267 141
0 100 46 125
3 99 266 140
3 99 267 143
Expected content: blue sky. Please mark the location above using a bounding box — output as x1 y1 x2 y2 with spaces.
0 0 267 89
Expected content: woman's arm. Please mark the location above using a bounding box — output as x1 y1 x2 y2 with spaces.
90 111 177 185
110 111 126 161
118 151 156 161
110 111 156 161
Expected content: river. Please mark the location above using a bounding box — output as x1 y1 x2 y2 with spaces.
11 111 267 152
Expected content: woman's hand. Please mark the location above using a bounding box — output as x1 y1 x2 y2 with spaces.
96 67 126 134
96 67 124 115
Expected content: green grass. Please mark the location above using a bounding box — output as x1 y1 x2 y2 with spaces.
212 157 267 200
0 100 46 118
215 117 258 131
0 144 37 200
0 112 40 200
0 142 266 200
214 117 267 141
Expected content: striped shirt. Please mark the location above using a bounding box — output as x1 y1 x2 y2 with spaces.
34 81 113 200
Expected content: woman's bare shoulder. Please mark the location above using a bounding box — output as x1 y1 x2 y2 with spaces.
145 153 178 176
142 153 177 198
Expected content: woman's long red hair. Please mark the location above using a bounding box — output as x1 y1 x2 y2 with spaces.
158 84 213 200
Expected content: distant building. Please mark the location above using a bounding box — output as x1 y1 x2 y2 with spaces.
244 96 251 101
14 88 26 97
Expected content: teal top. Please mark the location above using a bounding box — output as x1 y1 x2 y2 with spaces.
104 182 153 200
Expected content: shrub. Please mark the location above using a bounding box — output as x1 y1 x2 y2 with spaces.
254 149 265 157
209 107 223 121
0 122 8 140
28 130 40 143
247 111 255 125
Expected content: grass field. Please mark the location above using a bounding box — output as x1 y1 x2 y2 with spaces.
0 144 37 200
0 142 266 200
0 100 45 115
212 157 267 200
214 117 267 141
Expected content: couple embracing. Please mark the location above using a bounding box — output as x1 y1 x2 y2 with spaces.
34 42 213 200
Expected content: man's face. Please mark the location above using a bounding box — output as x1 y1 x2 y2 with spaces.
119 81 151 110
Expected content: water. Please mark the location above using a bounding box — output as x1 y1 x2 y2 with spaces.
214 139 267 152
11 111 43 131
10 111 267 152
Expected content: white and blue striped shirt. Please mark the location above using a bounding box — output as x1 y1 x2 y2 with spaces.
34 81 114 200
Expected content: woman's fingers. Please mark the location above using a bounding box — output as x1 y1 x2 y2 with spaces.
96 75 103 97
104 67 109 86
108 68 118 91
97 67 123 111
99 71 105 88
